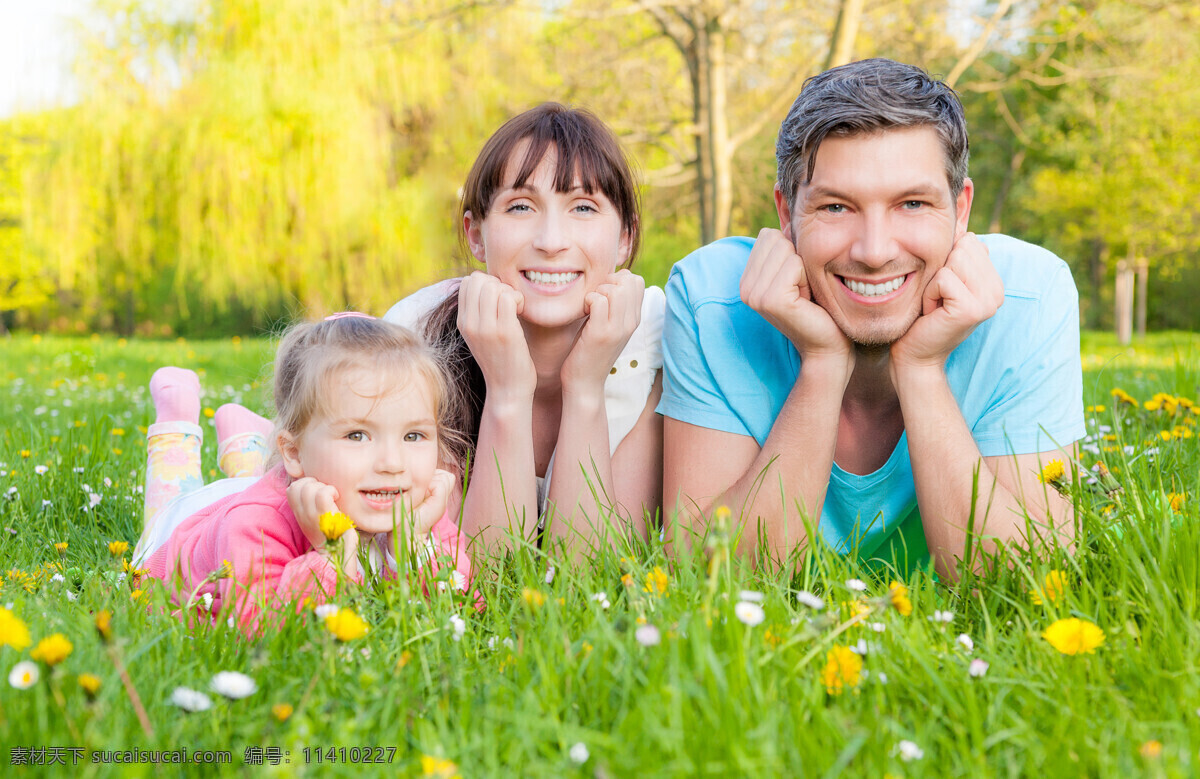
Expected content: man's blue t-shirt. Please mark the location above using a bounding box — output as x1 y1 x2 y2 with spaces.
658 233 1086 573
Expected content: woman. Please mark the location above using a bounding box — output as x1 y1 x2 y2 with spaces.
385 103 663 560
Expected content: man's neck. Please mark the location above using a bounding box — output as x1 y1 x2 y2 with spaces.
834 343 905 476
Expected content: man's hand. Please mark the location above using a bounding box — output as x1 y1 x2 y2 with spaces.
739 228 853 363
891 232 1003 370
560 269 644 392
457 272 536 400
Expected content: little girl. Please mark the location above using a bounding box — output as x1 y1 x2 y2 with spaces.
135 313 473 633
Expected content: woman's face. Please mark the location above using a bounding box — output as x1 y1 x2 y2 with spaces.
464 142 632 330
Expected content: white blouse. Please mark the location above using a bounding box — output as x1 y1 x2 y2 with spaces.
383 278 665 515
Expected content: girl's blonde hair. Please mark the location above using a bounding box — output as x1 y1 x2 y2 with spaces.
271 315 468 473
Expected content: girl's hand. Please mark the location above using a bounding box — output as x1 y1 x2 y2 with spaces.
561 269 644 393
287 476 360 575
457 272 536 401
411 468 457 539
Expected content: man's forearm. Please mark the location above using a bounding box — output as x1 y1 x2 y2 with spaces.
895 364 1069 580
711 358 850 561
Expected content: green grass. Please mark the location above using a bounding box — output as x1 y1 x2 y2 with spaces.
1 332 1199 777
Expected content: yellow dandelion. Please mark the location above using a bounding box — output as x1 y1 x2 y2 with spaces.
107 541 129 557
95 610 113 643
110 428 125 437
887 581 913 616
271 703 294 722
1110 388 1137 406
643 566 669 596
203 408 215 418
0 606 32 650
620 573 634 588
19 450 31 459
318 511 355 542
54 542 68 555
821 644 863 695
420 755 461 778
1030 570 1068 606
31 633 74 666
396 650 414 669
1169 493 1186 513
130 588 148 603
325 608 369 641
78 673 102 699
521 588 546 609
1043 617 1105 655
1139 740 1163 759
763 626 785 647
1038 460 1065 485
580 641 594 657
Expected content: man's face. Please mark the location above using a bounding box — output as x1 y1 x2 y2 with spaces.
776 126 973 347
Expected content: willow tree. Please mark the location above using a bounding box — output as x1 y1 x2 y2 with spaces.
22 0 549 334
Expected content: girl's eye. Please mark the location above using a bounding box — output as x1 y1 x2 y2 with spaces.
346 431 366 442
404 431 426 443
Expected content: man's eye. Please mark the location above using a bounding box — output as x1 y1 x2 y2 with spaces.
902 200 926 210
823 204 846 214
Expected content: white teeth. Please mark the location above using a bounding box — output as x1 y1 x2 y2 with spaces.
363 490 401 501
524 270 580 285
845 275 906 297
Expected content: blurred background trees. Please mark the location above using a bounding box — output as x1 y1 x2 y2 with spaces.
1 0 1196 336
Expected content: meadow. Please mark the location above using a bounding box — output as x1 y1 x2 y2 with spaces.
1 331 1199 777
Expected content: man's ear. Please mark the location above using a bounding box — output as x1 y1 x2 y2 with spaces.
278 432 305 479
774 183 796 243
464 210 486 263
954 177 975 240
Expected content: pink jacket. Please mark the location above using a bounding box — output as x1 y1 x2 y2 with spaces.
146 466 475 634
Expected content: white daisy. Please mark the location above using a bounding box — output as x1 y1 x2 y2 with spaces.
635 624 661 647
895 740 924 761
968 658 989 678
171 686 213 712
795 590 825 610
845 578 867 592
448 614 466 642
568 742 589 764
9 661 39 689
734 601 765 627
211 671 257 700
956 633 974 652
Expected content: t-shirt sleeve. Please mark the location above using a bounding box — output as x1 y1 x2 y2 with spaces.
972 261 1086 457
657 265 754 437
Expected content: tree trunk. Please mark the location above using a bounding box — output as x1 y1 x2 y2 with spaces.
1088 238 1106 330
1115 259 1133 345
707 20 731 239
1135 257 1148 337
988 147 1025 234
825 0 864 70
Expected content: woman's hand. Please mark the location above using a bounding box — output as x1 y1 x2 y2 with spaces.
286 476 359 575
560 269 644 394
457 272 536 402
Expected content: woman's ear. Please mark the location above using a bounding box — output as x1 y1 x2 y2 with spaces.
617 223 636 269
464 210 486 263
278 431 305 479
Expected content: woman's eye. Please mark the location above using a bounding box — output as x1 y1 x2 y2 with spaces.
506 203 531 213
573 203 598 213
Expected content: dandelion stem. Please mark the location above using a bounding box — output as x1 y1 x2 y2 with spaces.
106 645 154 738
48 675 82 742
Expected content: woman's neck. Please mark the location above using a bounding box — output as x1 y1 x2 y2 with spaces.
522 317 585 395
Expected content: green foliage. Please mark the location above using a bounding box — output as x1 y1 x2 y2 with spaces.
1 334 1200 774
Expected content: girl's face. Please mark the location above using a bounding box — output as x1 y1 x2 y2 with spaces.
464 142 632 330
279 366 440 535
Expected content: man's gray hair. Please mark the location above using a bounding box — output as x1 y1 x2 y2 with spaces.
776 58 969 206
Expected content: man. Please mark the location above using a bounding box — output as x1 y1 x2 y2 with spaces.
659 59 1084 580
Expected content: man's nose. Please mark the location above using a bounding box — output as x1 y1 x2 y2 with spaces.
848 209 899 269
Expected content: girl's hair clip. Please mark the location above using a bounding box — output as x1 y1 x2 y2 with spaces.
324 311 374 322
